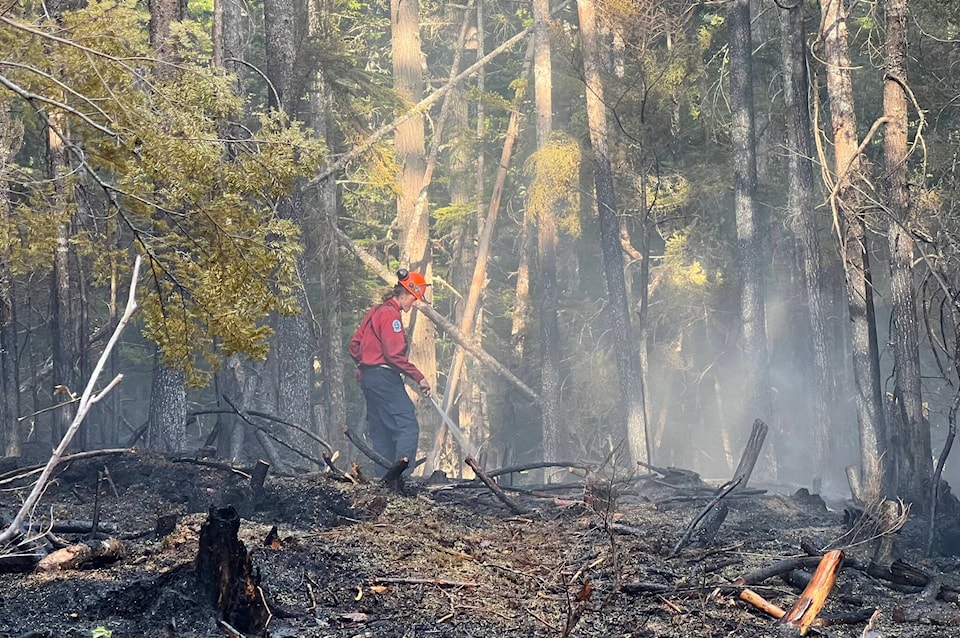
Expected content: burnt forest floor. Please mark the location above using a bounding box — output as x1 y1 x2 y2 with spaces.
1 451 960 638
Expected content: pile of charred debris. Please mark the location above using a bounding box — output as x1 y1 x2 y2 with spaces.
1 421 960 637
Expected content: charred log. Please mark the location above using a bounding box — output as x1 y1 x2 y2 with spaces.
35 537 125 572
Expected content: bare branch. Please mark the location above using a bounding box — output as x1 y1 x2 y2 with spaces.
0 256 141 547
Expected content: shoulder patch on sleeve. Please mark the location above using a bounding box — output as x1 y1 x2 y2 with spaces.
392 319 403 333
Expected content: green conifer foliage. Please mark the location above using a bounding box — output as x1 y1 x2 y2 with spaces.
0 0 325 384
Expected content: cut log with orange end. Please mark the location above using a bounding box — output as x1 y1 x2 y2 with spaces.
779 549 844 635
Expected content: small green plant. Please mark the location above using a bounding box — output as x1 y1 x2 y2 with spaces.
91 627 112 638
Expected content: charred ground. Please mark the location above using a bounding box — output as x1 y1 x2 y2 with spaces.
1 452 959 637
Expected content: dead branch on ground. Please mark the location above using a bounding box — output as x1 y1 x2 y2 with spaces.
465 456 527 515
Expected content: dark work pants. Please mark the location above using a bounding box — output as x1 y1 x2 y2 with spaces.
360 367 419 476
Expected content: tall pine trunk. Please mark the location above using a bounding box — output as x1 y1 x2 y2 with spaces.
729 0 773 477
392 0 436 457
265 0 315 454
308 0 348 456
577 0 648 464
780 0 836 489
0 99 20 457
819 0 888 501
534 0 562 466
883 0 930 507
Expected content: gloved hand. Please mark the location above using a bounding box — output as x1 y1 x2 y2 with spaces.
418 378 431 398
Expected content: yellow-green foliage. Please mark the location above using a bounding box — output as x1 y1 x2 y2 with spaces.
661 232 721 296
524 133 581 235
0 0 326 384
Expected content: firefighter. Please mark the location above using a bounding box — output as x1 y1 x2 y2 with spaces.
349 269 431 475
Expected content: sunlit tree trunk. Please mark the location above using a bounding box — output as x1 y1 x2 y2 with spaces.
392 0 437 454
729 0 773 477
534 0 562 465
577 0 647 464
819 0 888 501
442 0 484 468
0 99 20 457
779 0 836 489
883 0 930 508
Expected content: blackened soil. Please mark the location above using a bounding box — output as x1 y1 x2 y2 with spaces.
1 452 959 637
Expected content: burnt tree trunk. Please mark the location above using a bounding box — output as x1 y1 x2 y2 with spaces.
779 0 835 488
883 0 930 509
195 506 268 633
819 0 888 500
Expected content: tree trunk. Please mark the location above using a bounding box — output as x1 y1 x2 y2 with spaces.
265 0 314 452
308 0 348 456
534 0 562 466
883 0 930 508
779 0 836 490
0 99 20 457
148 0 185 73
148 359 187 452
819 0 888 501
414 0 479 475
146 0 187 454
446 81 477 474
446 48 482 473
392 0 436 459
577 0 648 465
48 103 78 448
729 0 772 470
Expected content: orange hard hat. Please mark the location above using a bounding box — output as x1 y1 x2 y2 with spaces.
397 269 429 302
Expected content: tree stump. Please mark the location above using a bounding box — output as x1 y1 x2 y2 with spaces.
195 506 268 633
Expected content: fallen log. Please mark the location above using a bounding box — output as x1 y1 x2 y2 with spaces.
893 601 960 625
486 461 596 479
736 556 825 586
49 520 118 535
0 448 133 487
778 549 844 635
170 457 252 479
35 537 125 572
372 576 479 588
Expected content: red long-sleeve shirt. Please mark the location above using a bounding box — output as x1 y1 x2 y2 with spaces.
349 298 425 383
